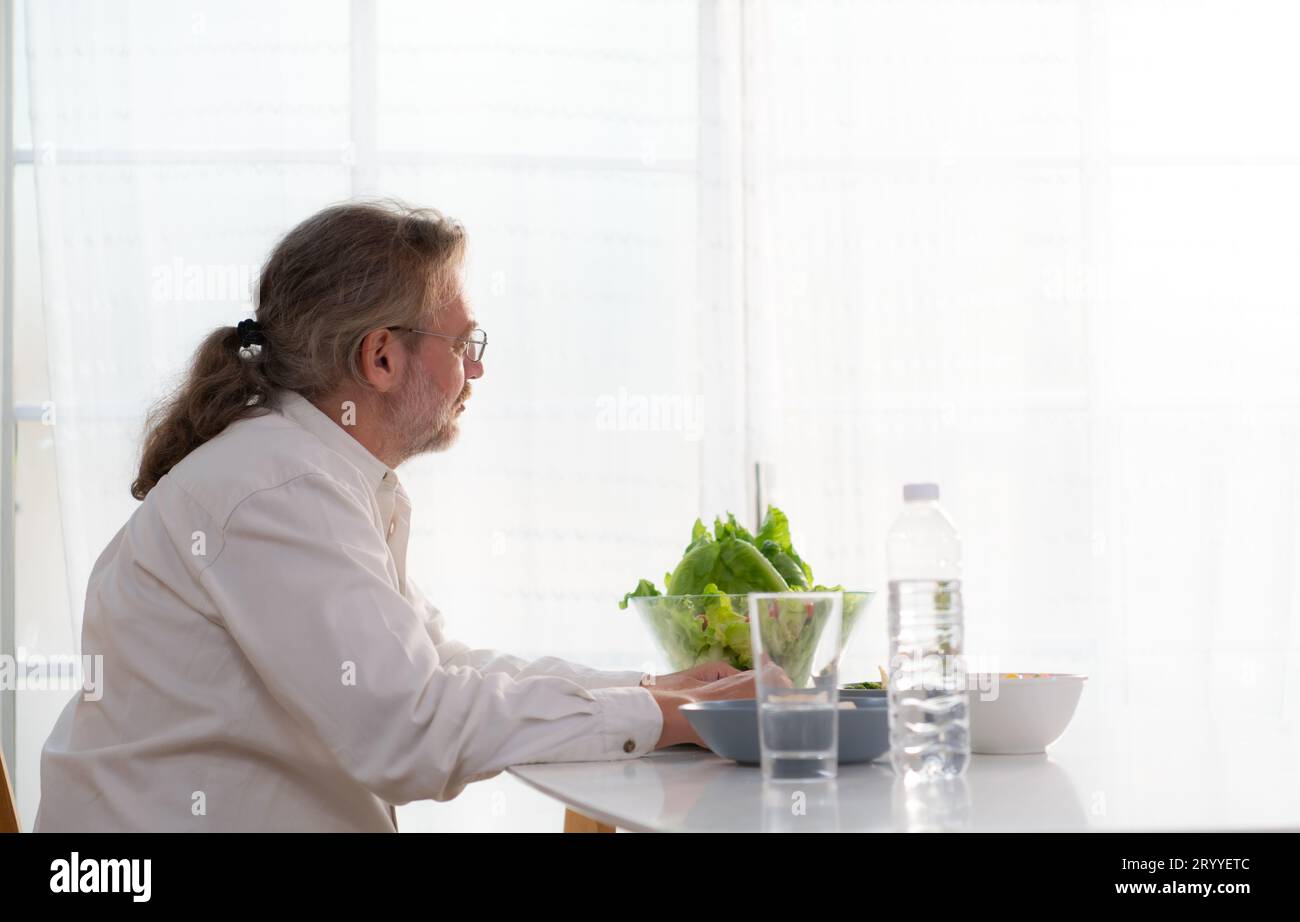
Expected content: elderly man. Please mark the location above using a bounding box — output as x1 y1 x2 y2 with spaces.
35 200 753 832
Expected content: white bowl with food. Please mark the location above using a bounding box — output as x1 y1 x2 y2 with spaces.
966 673 1087 754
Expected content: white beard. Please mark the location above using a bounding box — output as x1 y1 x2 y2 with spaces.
382 365 461 464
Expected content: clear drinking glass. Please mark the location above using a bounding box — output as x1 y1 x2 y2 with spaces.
748 591 843 783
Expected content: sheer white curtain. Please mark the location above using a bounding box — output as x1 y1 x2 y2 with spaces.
740 0 1300 724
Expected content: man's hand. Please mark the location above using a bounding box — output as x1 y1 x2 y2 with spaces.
640 660 741 691
650 669 759 749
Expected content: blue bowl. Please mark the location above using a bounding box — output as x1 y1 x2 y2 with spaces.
680 698 889 765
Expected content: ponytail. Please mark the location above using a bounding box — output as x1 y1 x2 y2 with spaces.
130 326 272 500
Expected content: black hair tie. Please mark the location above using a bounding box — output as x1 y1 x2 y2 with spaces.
237 318 267 349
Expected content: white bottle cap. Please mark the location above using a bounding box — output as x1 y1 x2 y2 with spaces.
903 483 939 502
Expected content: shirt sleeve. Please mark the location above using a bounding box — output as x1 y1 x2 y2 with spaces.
407 579 650 690
198 472 663 805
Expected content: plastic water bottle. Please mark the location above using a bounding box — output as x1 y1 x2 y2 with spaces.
887 483 970 780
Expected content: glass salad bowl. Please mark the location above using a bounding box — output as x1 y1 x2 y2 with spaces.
628 590 876 686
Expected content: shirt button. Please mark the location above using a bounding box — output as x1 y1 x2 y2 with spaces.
623 739 636 753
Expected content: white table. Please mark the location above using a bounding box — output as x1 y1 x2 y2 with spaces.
509 694 1300 832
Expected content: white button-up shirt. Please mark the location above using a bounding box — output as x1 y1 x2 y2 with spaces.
34 389 662 832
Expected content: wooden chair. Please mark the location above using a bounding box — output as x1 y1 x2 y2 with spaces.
1 747 20 832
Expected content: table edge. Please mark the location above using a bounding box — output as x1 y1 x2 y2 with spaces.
507 764 660 833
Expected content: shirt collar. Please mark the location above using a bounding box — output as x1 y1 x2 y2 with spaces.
273 389 397 492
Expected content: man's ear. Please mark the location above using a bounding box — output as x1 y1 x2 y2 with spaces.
357 327 408 394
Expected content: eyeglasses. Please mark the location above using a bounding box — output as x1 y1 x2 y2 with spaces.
387 325 487 362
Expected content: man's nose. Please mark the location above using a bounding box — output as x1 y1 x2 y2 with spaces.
464 355 484 380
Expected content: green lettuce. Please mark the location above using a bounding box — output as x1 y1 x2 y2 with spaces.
624 505 832 603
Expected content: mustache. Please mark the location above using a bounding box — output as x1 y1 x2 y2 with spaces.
457 384 472 404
